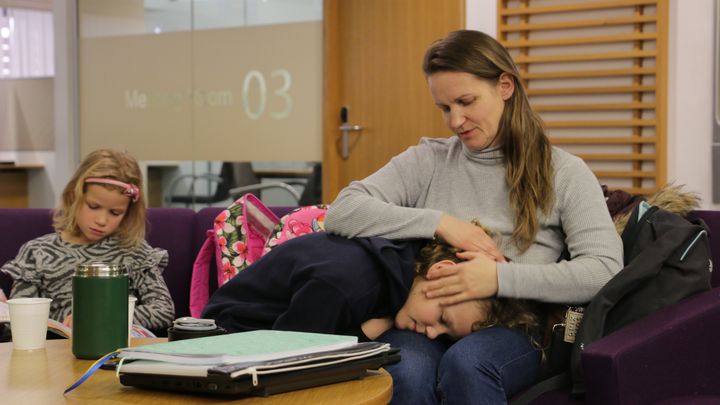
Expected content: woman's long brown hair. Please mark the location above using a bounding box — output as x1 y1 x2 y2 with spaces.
423 30 554 252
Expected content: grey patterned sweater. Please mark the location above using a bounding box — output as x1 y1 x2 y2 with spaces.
325 137 623 304
1 233 175 330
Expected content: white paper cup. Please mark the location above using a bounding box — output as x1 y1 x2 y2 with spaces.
7 297 52 350
128 295 137 342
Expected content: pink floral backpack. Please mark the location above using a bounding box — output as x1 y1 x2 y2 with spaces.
263 204 328 253
189 194 328 317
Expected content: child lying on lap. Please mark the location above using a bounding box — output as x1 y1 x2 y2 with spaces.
391 237 538 340
203 229 537 341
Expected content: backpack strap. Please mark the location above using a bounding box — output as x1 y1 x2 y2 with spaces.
214 193 280 285
189 230 217 318
241 193 280 264
509 371 570 405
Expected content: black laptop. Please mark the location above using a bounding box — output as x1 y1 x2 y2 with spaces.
118 342 400 397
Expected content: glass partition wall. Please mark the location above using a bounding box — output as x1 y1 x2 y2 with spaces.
77 0 323 209
0 7 54 152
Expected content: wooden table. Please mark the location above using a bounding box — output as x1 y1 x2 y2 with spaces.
0 338 393 404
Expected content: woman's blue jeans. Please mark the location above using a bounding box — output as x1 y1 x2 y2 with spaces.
377 327 540 404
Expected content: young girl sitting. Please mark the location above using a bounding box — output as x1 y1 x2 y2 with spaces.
0 149 175 331
202 226 537 342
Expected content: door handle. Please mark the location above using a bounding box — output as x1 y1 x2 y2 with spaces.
339 106 363 160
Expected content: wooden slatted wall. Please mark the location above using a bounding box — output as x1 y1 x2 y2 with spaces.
498 0 668 195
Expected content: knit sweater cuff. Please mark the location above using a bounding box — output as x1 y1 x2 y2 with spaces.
423 209 445 239
496 261 520 298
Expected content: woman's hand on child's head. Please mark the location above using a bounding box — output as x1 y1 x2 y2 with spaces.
435 214 506 263
423 251 499 305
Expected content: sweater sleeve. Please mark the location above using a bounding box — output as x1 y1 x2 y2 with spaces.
325 141 443 239
126 243 175 330
1 239 41 299
496 154 624 303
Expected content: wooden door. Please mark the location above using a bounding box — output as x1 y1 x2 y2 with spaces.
322 0 465 202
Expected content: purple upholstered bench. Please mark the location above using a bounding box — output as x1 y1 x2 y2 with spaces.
1 208 719 403
0 206 295 331
515 210 720 404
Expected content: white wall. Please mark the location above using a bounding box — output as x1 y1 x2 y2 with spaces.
467 0 719 210
466 0 495 34
0 1 79 208
667 0 718 209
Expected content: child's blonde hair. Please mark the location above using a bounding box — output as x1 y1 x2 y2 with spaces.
53 149 146 247
415 221 539 336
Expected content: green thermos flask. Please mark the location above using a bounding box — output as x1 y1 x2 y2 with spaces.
72 262 129 359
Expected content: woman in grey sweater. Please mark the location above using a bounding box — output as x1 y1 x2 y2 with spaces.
324 30 623 404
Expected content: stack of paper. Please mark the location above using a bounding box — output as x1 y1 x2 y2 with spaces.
116 330 399 396
118 329 358 365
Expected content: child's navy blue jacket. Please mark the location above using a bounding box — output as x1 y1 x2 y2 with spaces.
202 232 422 340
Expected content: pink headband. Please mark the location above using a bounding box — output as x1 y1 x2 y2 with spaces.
85 177 141 203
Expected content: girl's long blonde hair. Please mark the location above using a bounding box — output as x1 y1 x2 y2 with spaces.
53 149 146 247
423 30 554 252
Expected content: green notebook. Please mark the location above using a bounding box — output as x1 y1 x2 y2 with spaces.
117 330 358 365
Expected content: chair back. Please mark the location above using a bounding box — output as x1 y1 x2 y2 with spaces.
213 162 260 201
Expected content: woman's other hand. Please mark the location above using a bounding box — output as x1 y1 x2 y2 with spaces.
361 318 394 340
0 289 7 303
435 214 506 262
423 251 499 305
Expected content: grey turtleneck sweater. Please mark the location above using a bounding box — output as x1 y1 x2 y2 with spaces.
324 136 623 304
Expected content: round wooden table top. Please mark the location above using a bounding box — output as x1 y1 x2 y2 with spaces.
0 338 393 404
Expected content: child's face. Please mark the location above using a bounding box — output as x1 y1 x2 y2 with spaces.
72 184 130 244
394 261 489 340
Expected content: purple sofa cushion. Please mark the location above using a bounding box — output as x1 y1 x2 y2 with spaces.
582 287 720 404
194 207 223 250
0 209 54 295
0 208 198 323
145 208 197 319
0 207 299 311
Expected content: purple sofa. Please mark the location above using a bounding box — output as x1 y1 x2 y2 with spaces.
0 207 293 329
1 207 719 403
517 210 720 404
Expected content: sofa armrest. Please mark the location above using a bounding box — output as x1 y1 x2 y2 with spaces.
582 287 720 405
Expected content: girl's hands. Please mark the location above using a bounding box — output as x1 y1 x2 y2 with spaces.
423 251 499 305
62 314 73 328
435 214 506 263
